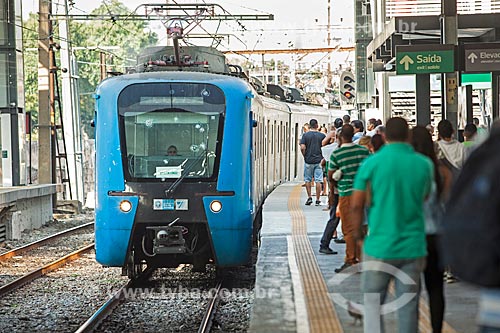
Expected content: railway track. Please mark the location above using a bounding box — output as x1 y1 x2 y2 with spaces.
0 222 94 261
0 249 127 333
198 281 223 333
0 243 94 297
0 222 94 288
0 220 254 332
76 273 225 333
75 267 156 333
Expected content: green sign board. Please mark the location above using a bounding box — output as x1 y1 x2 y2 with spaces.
396 45 455 75
461 73 492 89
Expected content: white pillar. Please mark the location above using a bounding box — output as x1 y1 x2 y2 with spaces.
58 0 84 203
1 114 12 186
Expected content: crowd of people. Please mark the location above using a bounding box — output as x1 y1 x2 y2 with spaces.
299 115 498 333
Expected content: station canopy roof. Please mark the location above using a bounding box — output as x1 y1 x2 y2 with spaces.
368 13 500 68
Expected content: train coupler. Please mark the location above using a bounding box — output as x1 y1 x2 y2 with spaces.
146 226 187 254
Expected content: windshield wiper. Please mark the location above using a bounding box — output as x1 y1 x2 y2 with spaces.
165 150 207 196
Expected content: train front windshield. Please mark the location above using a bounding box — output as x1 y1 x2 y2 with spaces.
118 83 225 181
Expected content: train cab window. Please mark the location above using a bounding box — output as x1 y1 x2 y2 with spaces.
118 83 225 181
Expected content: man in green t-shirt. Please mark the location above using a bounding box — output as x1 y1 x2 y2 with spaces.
351 117 433 333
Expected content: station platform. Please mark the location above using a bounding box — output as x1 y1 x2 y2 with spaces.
0 185 56 241
249 182 480 333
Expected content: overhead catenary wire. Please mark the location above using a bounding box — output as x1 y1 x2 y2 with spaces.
14 18 127 62
33 2 278 55
92 0 153 52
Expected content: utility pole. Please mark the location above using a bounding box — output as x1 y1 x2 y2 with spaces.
59 0 84 204
327 0 332 89
166 0 171 46
38 0 55 188
99 52 108 81
262 53 266 85
441 0 458 127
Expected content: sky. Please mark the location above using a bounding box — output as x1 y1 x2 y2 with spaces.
22 0 355 68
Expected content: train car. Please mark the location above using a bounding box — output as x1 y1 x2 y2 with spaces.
94 46 333 278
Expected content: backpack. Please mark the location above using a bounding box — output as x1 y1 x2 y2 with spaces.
441 130 500 287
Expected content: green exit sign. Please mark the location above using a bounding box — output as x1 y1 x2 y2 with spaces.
396 45 455 75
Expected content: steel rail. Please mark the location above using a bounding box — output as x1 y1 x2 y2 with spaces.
75 267 155 333
0 222 94 261
0 243 95 298
74 282 131 333
198 281 223 333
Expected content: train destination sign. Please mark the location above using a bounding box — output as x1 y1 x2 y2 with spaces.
464 47 500 72
396 45 455 75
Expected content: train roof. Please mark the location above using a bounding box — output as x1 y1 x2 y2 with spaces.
105 71 244 83
98 71 252 95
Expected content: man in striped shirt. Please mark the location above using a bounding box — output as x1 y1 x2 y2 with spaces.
328 124 370 273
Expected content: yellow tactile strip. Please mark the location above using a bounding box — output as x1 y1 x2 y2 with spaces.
288 184 344 333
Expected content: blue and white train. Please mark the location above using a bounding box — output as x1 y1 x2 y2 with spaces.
93 46 336 278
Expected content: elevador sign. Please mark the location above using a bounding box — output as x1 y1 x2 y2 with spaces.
396 45 455 75
464 43 500 72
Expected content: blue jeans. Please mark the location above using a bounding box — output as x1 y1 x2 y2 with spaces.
320 193 339 249
361 254 426 333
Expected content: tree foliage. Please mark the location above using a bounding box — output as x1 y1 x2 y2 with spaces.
23 0 158 138
22 13 39 125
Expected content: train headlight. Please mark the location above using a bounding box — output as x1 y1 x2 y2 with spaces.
119 200 132 213
209 200 222 213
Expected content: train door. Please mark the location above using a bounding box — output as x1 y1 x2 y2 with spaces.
251 111 258 205
254 115 258 201
285 121 289 181
265 119 269 192
279 121 283 183
274 121 281 185
268 122 275 189
258 114 264 200
294 123 299 180
272 120 279 188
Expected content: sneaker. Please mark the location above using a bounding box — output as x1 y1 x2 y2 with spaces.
319 247 338 255
305 197 313 205
445 272 459 283
335 262 353 273
315 200 321 206
334 238 346 244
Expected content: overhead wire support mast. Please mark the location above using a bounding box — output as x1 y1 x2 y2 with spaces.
49 14 274 21
50 3 274 21
223 46 355 55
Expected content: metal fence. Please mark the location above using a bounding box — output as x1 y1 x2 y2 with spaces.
386 0 500 17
